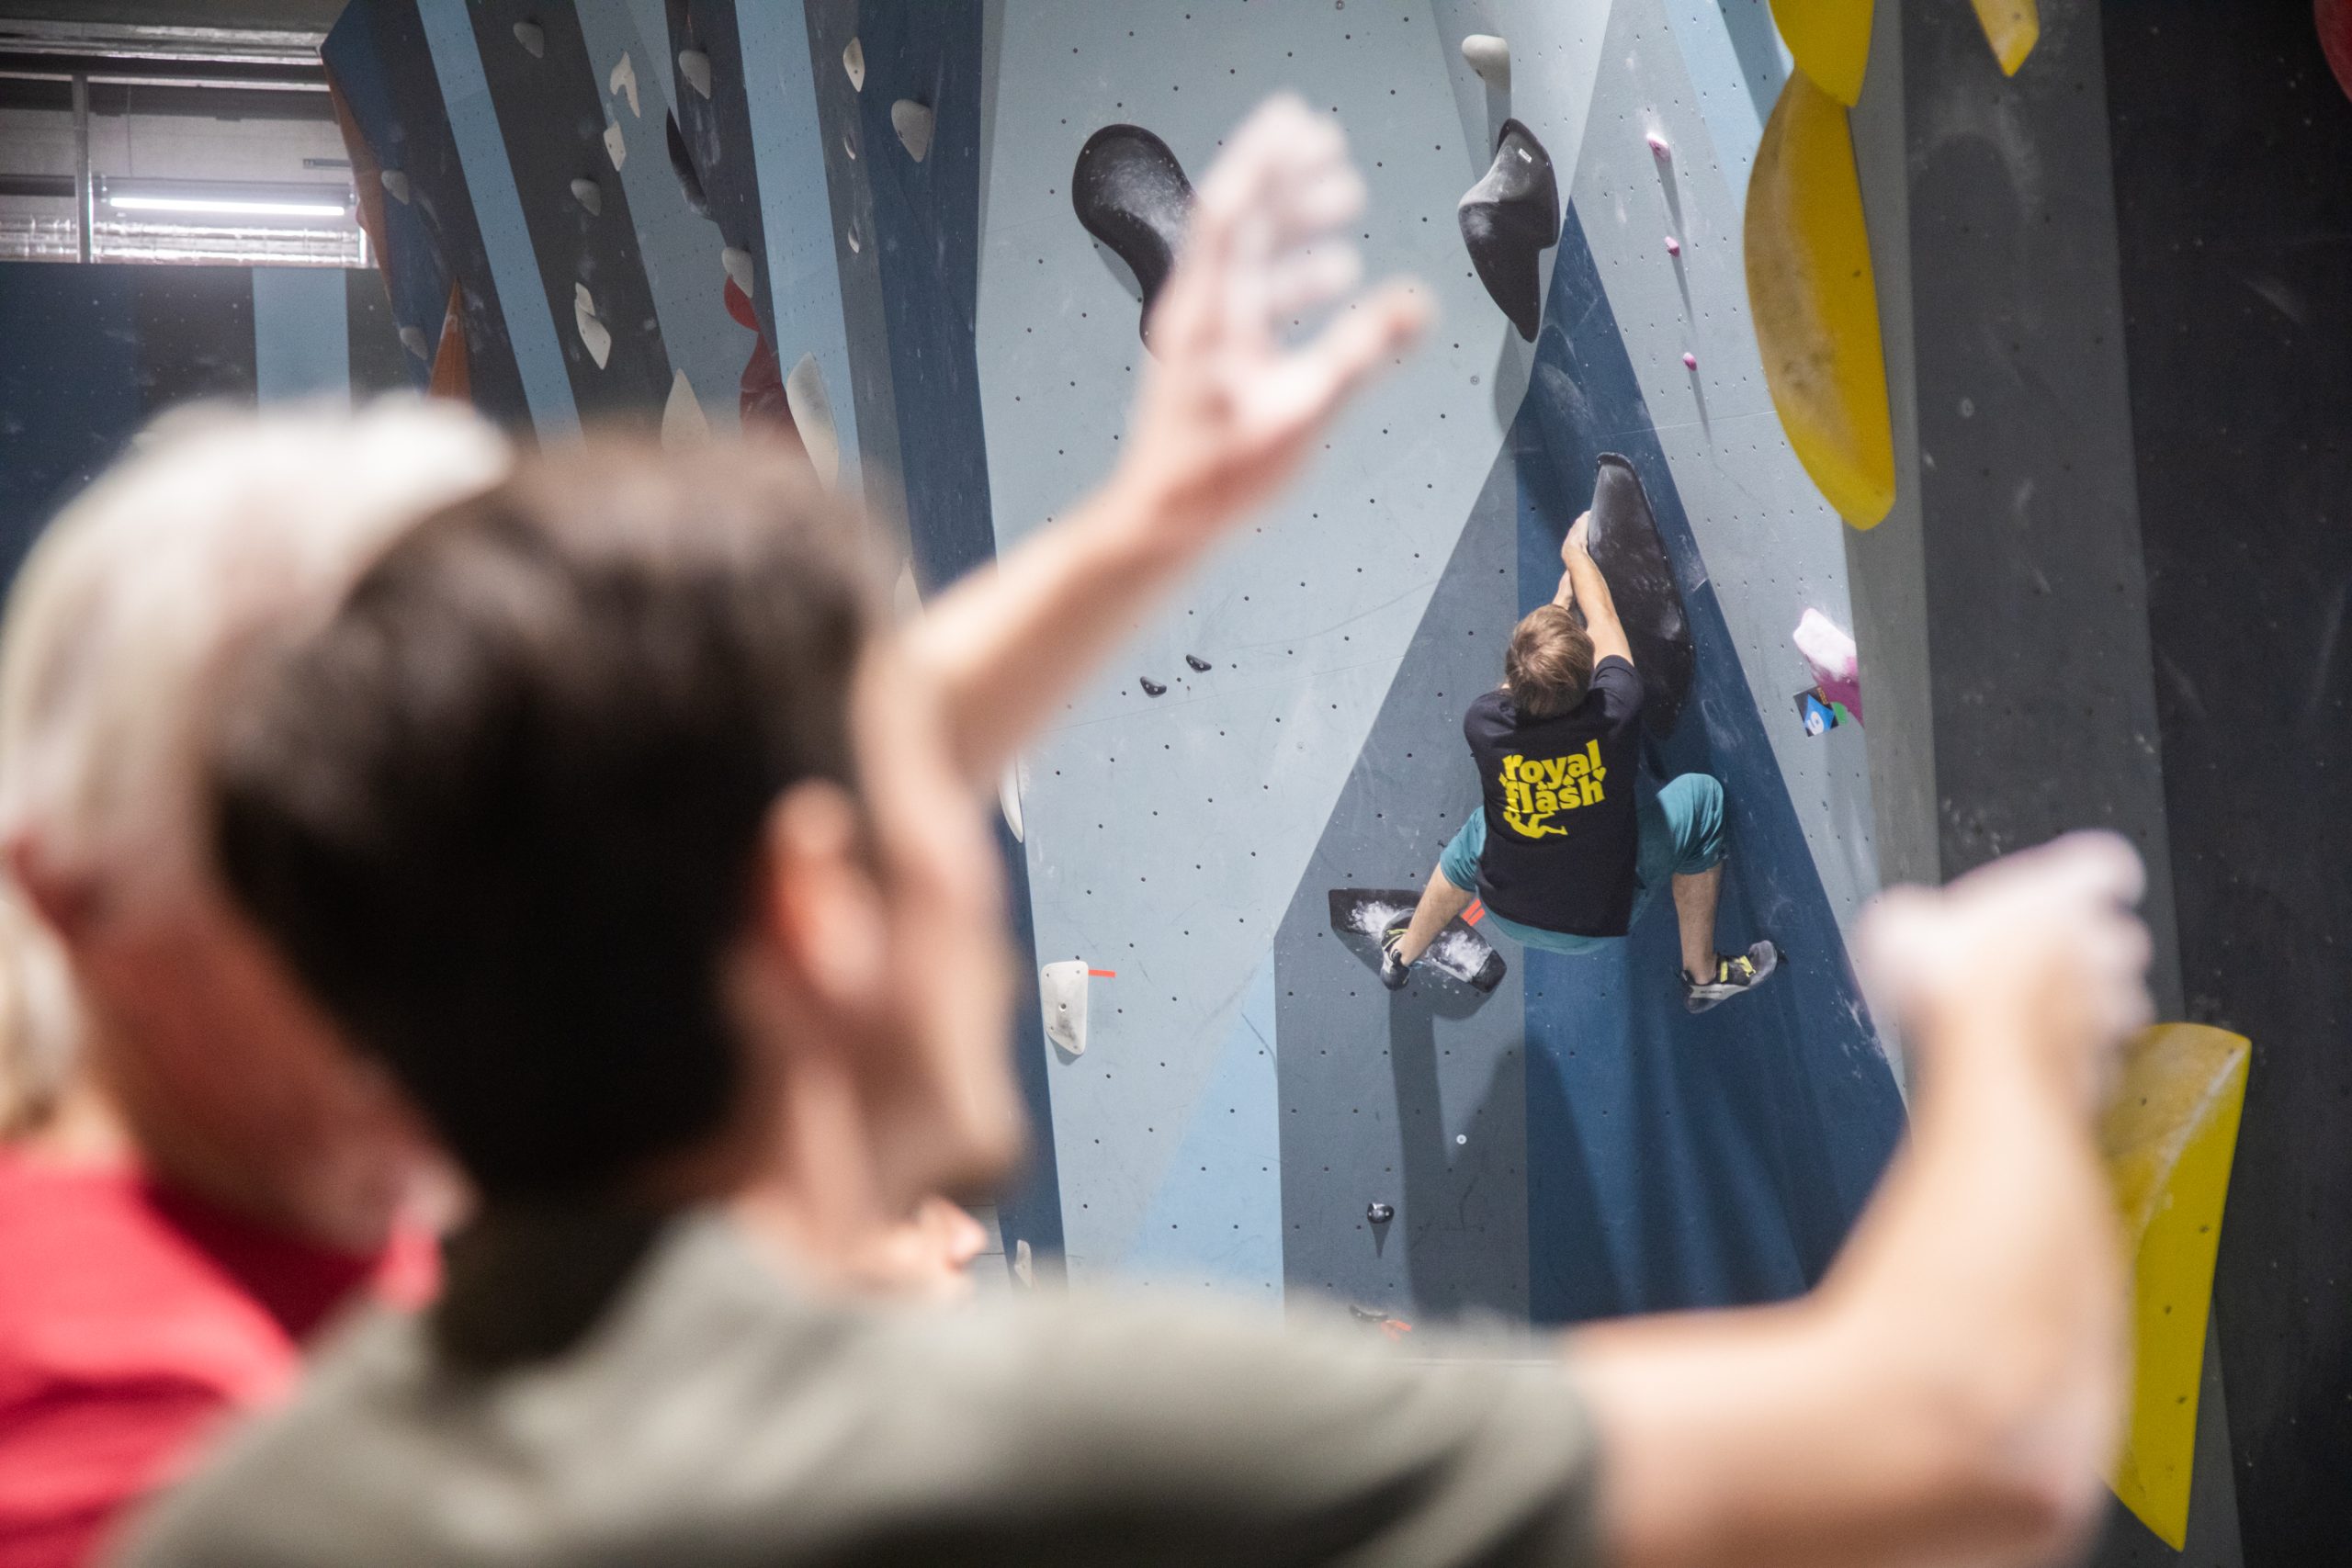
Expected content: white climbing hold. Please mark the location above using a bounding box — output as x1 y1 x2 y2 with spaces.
603 119 627 170
844 132 856 161
845 224 861 254
573 283 612 369
1664 234 1681 255
1645 130 1671 157
677 48 712 99
1682 351 1698 370
379 169 411 204
784 353 840 489
890 98 934 163
999 763 1023 842
1460 33 1510 88
842 37 865 91
720 245 753 296
570 177 603 216
512 20 544 58
1040 960 1088 1055
398 323 429 360
608 51 639 118
661 370 708 449
1012 1239 1034 1288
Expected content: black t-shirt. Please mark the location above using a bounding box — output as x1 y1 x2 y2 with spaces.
1463 656 1645 936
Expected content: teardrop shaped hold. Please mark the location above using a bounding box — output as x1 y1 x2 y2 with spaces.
1456 118 1558 341
677 48 712 99
1459 33 1509 88
720 246 754 297
1584 455 1694 739
512 20 544 59
1744 72 1894 527
569 177 602 217
1070 124 1195 344
890 99 935 163
1767 0 1873 107
1971 0 2039 74
842 37 865 92
783 354 840 490
379 169 411 204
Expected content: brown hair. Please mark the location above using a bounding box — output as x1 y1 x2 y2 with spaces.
209 439 885 1200
1504 604 1596 719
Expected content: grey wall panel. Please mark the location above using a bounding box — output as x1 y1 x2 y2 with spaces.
1274 446 1530 1323
976 0 1519 1291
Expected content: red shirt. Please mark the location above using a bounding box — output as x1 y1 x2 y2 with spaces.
0 1153 435 1567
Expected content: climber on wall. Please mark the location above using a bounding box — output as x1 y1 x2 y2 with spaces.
1381 511 1779 1011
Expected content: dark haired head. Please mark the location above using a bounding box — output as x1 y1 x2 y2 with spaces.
209 442 881 1200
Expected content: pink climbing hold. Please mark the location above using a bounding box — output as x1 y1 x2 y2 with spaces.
1793 608 1864 724
1664 235 1681 255
1645 131 1670 157
1681 352 1698 370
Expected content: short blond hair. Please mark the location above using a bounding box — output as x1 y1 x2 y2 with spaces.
0 400 510 1122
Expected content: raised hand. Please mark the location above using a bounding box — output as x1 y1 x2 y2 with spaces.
1855 831 2154 1104
1565 511 1591 562
1118 96 1430 537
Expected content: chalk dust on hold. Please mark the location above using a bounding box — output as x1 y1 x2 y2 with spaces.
1427 929 1488 981
1348 899 1413 938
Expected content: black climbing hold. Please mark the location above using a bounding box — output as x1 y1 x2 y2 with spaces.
1586 454 1695 739
1184 654 1211 671
1366 1202 1395 1224
1456 118 1558 341
1326 888 1508 996
1071 124 1194 344
1140 677 1167 696
667 109 710 220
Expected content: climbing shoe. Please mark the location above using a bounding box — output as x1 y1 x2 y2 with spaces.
1683 942 1780 1014
1379 919 1414 991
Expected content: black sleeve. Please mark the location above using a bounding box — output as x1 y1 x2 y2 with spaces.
1590 656 1643 730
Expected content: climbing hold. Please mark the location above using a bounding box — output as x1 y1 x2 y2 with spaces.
1586 454 1696 739
379 169 411 205
890 99 934 163
1745 70 1894 526
398 323 429 361
842 37 865 92
1767 0 1875 106
1459 33 1510 89
512 20 544 59
1681 351 1698 370
720 245 754 297
845 224 861 254
1140 677 1167 697
1012 1238 1034 1287
660 369 708 449
1645 130 1670 157
2101 1023 2250 1550
569 177 602 217
1039 960 1089 1055
783 354 840 490
1071 123 1195 345
604 119 627 171
1184 654 1211 671
1365 1202 1394 1224
1663 234 1680 255
665 112 707 217
608 51 639 118
1457 118 1558 343
2324 0 2352 104
844 132 856 161
1792 607 1862 722
999 763 1024 843
572 283 612 370
677 48 712 99
1970 0 2039 75
1327 888 1507 994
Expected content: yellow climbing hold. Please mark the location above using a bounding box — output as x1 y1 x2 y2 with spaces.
1744 72 1894 528
1971 0 2039 75
2099 1021 2250 1551
1767 0 1875 107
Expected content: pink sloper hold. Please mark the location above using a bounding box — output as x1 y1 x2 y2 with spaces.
1793 607 1863 723
1681 352 1698 369
1664 235 1681 255
1645 131 1670 157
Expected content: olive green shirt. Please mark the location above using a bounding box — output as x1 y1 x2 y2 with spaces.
118 1210 1600 1567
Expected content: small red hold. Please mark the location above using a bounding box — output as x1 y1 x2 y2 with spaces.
1664 235 1681 256
1681 352 1698 370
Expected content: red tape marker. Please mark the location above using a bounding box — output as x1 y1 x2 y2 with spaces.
1463 900 1486 926
1087 968 1116 978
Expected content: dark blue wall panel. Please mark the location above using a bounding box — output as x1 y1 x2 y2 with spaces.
1516 209 1905 1322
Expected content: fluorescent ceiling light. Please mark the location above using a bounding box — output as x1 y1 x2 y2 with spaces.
107 194 349 219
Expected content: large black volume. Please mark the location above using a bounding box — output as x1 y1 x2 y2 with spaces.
1586 454 1692 739
1457 118 1558 341
1071 123 1194 344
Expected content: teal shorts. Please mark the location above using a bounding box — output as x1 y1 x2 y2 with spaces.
1438 773 1725 955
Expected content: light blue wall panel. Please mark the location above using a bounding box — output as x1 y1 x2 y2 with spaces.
251 266 351 405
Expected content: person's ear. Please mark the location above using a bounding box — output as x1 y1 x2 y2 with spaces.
6 835 99 949
752 781 889 1018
